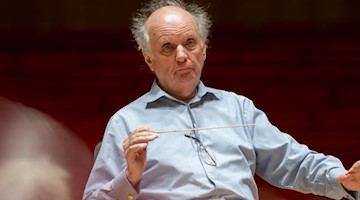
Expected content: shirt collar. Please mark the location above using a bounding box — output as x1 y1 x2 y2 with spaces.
145 79 221 106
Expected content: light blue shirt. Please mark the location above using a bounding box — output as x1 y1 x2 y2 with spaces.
83 80 357 200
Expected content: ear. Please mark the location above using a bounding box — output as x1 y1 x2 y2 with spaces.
143 52 154 72
202 45 207 60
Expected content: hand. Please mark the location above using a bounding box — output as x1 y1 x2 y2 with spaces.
336 160 360 191
123 128 159 187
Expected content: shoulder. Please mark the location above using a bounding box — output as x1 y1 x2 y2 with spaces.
110 92 151 119
205 85 252 104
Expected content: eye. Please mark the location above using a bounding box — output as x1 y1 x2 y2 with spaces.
162 43 174 53
185 39 196 48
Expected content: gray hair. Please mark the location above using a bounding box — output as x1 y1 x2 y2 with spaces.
130 0 212 54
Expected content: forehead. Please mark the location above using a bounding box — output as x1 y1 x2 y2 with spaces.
146 6 200 41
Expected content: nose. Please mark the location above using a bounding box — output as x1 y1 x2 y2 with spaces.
175 45 188 62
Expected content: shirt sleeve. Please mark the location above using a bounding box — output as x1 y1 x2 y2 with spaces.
83 116 140 200
242 97 356 200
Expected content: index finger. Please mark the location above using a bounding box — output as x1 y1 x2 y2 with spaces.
123 128 159 150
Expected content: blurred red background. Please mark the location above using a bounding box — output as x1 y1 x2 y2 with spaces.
1 0 359 199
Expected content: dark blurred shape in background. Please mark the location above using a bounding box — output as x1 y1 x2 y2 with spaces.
0 98 93 200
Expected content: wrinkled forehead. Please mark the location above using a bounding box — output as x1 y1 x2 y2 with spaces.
145 6 199 34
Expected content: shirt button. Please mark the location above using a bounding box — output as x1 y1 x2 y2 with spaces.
128 194 134 200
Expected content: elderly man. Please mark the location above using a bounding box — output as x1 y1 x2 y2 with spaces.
83 0 360 199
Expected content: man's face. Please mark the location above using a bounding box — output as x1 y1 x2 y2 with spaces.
144 6 206 102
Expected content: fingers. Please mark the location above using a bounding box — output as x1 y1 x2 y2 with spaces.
123 128 159 152
122 128 159 187
348 160 360 173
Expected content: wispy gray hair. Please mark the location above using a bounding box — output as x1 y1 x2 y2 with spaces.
130 0 212 54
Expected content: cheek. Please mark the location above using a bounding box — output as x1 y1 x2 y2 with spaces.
194 50 206 66
153 57 174 74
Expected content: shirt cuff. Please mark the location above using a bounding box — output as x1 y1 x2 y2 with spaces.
110 170 140 200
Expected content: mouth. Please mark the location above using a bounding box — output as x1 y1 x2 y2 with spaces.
176 67 193 73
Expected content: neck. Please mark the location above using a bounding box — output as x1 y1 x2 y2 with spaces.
156 80 198 103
